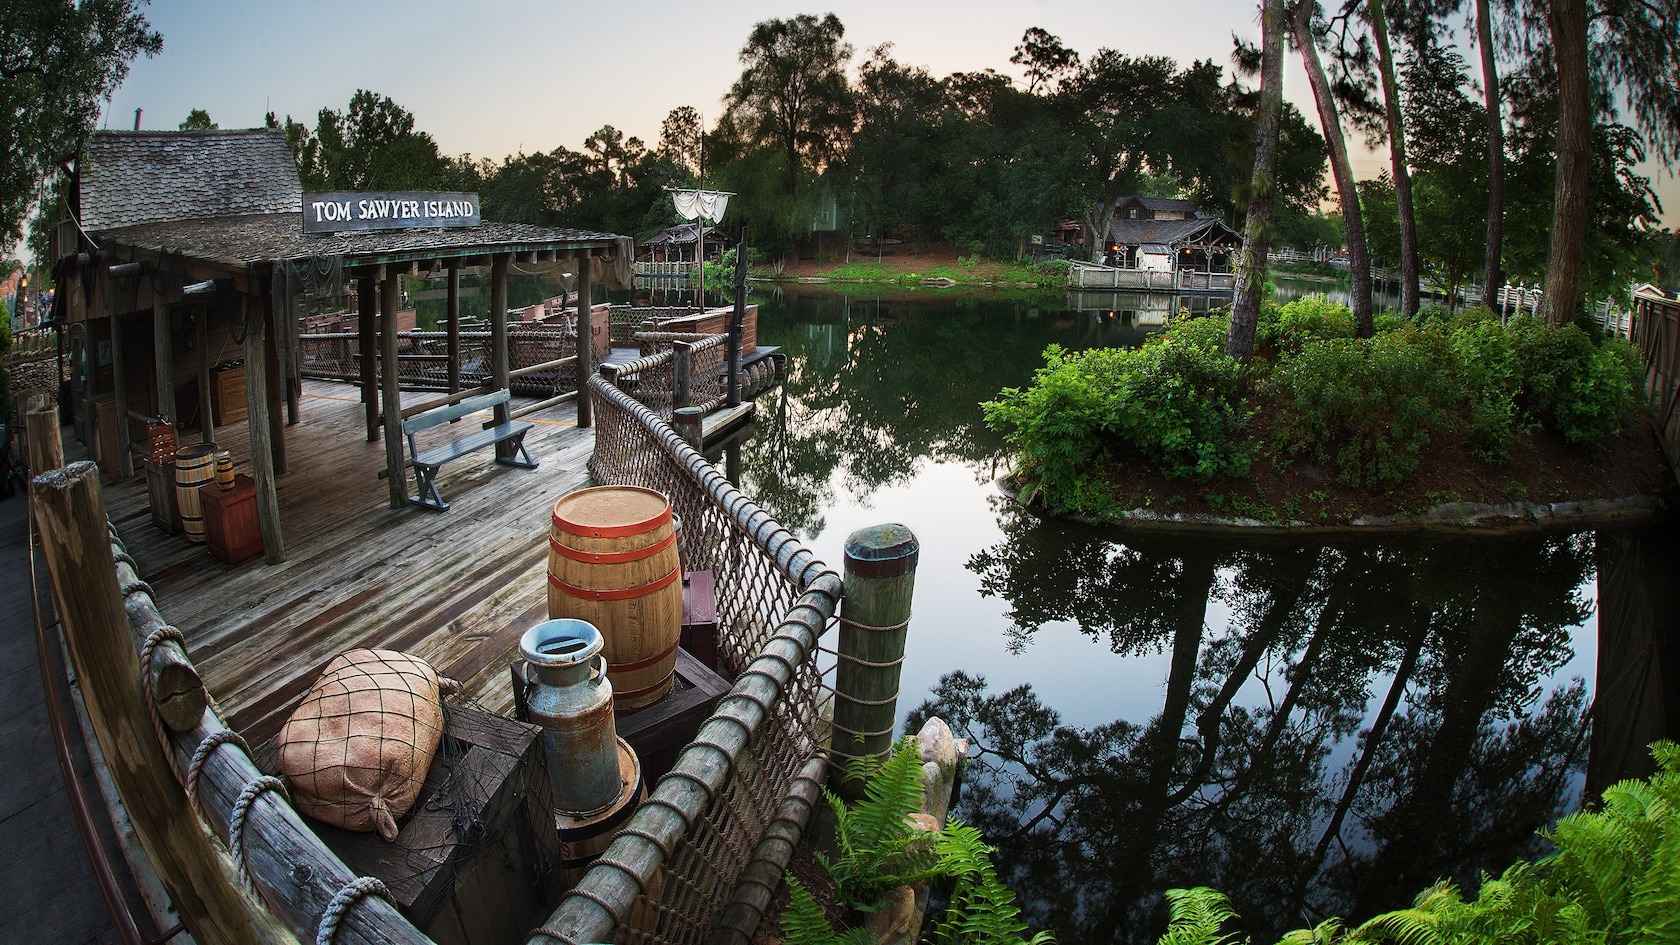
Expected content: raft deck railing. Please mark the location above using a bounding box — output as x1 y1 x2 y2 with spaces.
527 354 844 944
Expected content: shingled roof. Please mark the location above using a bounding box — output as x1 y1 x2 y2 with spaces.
81 128 302 231
1107 216 1241 248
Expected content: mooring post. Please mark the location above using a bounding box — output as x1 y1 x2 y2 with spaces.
674 406 704 450
26 403 63 473
832 523 919 799
32 462 272 945
673 340 693 410
728 247 747 407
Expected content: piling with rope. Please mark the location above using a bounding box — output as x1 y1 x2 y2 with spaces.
830 523 919 799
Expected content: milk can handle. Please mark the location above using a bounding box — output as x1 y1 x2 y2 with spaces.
592 654 609 689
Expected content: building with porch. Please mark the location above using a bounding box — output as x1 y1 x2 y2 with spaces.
48 127 629 562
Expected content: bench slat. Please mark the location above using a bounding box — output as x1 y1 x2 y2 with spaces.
403 389 511 436
412 421 533 468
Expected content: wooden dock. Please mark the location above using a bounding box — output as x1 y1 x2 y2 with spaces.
94 378 596 747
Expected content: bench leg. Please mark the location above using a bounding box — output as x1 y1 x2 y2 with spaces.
409 464 450 512
496 434 539 470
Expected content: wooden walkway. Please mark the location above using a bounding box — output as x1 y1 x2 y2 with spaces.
98 379 595 747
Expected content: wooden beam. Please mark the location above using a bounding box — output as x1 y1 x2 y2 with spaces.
32 462 272 945
447 262 461 395
110 309 133 477
153 294 175 426
197 301 213 445
359 272 378 441
575 251 593 428
243 291 284 564
263 297 286 476
381 272 405 508
489 253 510 427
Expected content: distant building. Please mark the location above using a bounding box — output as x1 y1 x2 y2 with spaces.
1100 196 1240 275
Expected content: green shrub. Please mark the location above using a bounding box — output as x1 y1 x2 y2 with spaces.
1256 295 1357 362
1264 326 1454 490
1506 317 1642 450
1446 314 1524 463
1157 741 1680 945
984 336 1251 512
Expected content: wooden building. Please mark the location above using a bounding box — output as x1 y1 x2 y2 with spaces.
50 128 629 563
1100 196 1241 275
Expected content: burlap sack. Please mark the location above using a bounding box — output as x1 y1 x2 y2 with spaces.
277 649 452 841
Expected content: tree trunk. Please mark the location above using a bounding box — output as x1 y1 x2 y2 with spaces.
1291 0 1375 335
1477 0 1506 306
1369 0 1420 317
1543 0 1590 325
1228 0 1287 362
1086 200 1116 264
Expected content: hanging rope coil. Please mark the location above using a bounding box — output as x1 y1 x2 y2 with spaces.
315 876 390 945
229 776 290 893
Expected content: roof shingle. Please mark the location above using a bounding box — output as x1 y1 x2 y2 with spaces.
81 128 302 230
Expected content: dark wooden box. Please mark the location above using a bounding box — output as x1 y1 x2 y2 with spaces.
144 459 180 534
200 474 263 565
265 705 565 945
212 364 247 426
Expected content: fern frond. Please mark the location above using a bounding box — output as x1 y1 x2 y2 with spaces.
1157 887 1242 945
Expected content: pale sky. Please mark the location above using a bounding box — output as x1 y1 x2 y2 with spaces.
98 0 1678 226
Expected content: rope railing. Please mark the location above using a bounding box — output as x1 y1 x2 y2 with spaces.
529 370 842 945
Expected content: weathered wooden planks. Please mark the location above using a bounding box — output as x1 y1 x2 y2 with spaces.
98 378 596 747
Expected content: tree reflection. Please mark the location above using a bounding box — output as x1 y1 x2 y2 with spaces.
909 516 1597 944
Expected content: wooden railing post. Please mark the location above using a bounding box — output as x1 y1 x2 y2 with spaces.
673 341 693 410
674 406 704 450
728 249 747 407
32 462 272 945
26 403 63 473
831 523 919 799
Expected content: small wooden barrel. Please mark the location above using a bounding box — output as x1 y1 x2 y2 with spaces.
547 486 682 712
555 737 645 890
174 444 218 543
215 450 235 489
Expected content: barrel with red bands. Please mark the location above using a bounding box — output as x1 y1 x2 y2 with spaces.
546 486 682 712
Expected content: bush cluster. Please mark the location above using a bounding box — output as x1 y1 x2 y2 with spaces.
983 298 1645 514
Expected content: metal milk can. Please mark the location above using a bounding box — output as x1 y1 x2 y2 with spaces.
519 618 623 815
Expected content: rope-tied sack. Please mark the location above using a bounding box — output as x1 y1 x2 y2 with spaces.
277 649 449 841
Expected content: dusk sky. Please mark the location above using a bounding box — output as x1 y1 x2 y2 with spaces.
96 0 1678 227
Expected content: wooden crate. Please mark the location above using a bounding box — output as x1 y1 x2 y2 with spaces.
200 474 262 565
263 704 564 945
143 459 180 534
211 364 247 426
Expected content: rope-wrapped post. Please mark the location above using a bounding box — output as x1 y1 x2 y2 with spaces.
32 462 275 945
831 523 919 798
709 755 828 945
109 531 207 733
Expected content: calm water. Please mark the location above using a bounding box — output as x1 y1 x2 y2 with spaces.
721 282 1677 944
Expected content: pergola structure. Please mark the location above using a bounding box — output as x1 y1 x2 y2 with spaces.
52 128 630 564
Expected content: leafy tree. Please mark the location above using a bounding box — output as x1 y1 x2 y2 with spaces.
719 13 854 200
1288 0 1375 335
1059 49 1178 261
178 108 216 130
1010 27 1079 95
1230 0 1288 363
0 0 161 254
657 106 704 178
280 89 454 191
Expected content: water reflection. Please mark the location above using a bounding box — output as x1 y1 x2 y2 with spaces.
913 514 1596 942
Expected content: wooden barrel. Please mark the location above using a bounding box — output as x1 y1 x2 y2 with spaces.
547 486 682 712
174 444 218 543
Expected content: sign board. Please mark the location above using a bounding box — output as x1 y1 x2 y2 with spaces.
302 192 481 234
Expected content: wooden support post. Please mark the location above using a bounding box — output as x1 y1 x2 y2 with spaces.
729 247 747 408
243 292 284 563
27 404 63 473
831 523 919 799
358 272 378 441
111 311 133 477
381 271 405 508
153 295 175 426
446 262 461 395
31 462 270 945
673 340 693 410
197 301 213 444
674 406 704 450
263 295 286 475
575 253 593 427
489 254 511 427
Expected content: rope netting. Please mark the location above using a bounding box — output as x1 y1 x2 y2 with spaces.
538 370 841 945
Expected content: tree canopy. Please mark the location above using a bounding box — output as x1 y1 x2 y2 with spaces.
0 0 161 253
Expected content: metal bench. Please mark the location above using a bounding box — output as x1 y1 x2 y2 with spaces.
403 389 537 511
